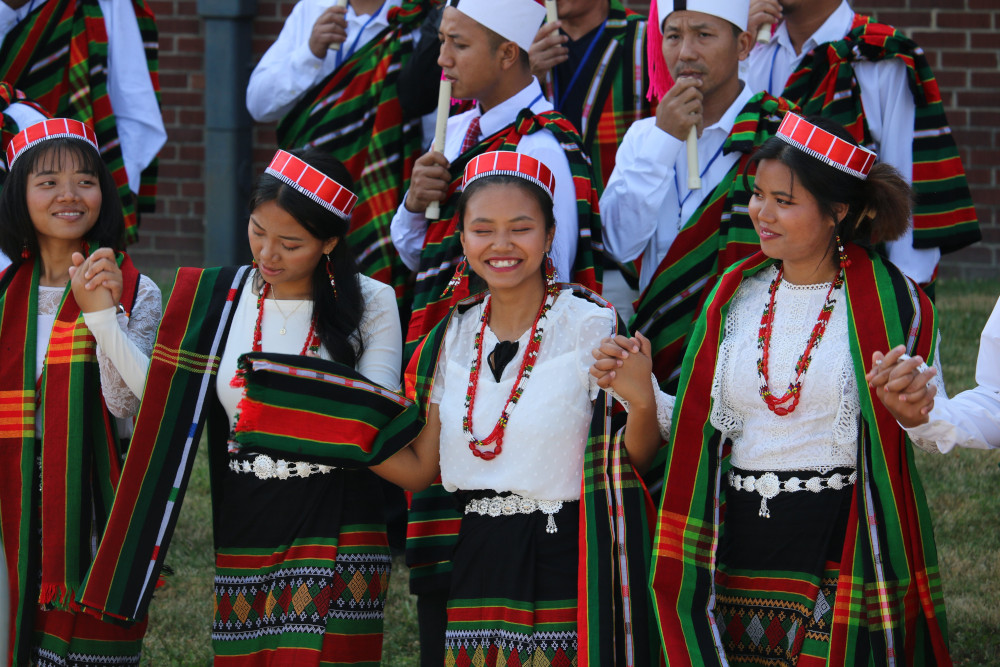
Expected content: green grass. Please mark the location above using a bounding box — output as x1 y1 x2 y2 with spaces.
139 278 1000 665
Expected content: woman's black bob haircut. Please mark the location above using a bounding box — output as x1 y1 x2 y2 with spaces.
0 137 125 263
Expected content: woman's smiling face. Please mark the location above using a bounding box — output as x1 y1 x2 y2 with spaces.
26 147 102 246
749 159 844 277
460 182 554 295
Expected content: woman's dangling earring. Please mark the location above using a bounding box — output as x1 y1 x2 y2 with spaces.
326 253 337 299
251 258 258 270
836 233 851 269
20 242 29 260
544 251 557 295
442 256 467 297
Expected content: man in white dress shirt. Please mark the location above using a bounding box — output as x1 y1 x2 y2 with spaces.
246 0 401 123
599 0 801 391
599 0 754 294
391 0 600 349
743 0 980 289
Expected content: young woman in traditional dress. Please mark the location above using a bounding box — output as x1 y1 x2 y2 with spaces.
592 114 953 665
71 148 413 666
0 119 161 666
369 151 662 665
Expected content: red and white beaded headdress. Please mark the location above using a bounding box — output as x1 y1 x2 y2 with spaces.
462 151 556 200
6 118 99 168
265 150 358 220
776 113 878 180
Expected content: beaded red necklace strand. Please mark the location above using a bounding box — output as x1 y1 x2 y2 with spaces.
230 280 320 388
756 265 843 416
463 290 555 460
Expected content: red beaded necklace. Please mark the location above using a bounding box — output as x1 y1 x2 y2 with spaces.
463 290 555 460
757 265 843 416
231 280 320 388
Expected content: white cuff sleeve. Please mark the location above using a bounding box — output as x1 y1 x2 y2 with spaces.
390 200 429 271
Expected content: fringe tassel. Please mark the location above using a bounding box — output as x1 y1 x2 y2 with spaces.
39 583 77 610
234 398 263 435
646 0 674 103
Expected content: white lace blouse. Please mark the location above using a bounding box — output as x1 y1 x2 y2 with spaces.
431 290 615 501
652 265 944 469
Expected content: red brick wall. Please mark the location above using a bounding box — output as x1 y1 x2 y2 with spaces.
129 1 1000 280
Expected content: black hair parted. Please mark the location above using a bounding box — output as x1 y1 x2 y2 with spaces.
746 114 912 249
0 137 125 266
248 148 366 368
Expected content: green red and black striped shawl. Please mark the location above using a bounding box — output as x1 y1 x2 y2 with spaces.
231 351 422 466
0 0 157 242
0 253 140 666
0 81 49 179
543 0 650 191
405 110 603 358
783 16 979 254
77 266 420 624
404 285 660 665
276 0 432 297
631 92 796 392
650 244 950 666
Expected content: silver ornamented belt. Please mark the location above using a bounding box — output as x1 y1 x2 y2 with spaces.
727 469 857 519
464 494 564 534
229 454 336 480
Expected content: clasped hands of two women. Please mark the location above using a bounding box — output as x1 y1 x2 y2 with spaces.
66 247 122 313
589 334 938 429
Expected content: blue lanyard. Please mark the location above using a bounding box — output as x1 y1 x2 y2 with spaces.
335 1 386 68
674 140 726 223
767 42 781 95
552 20 607 111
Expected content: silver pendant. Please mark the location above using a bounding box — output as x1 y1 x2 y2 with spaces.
279 327 286 335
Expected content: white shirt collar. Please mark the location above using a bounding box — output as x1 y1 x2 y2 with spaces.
0 2 23 35
345 0 398 27
478 77 549 138
774 0 854 58
705 79 756 138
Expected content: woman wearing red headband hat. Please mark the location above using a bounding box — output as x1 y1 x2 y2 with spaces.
593 114 953 666
0 118 161 666
70 147 413 666
373 150 662 665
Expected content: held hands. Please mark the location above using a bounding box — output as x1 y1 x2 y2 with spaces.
404 150 451 214
529 21 568 79
865 344 937 429
309 4 348 59
747 0 782 40
655 76 703 141
68 247 121 314
590 332 655 409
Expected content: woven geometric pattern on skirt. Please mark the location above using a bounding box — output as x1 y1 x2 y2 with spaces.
444 500 579 667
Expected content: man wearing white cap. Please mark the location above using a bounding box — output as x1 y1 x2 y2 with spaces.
598 0 796 390
743 0 979 292
390 0 601 349
601 0 754 294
